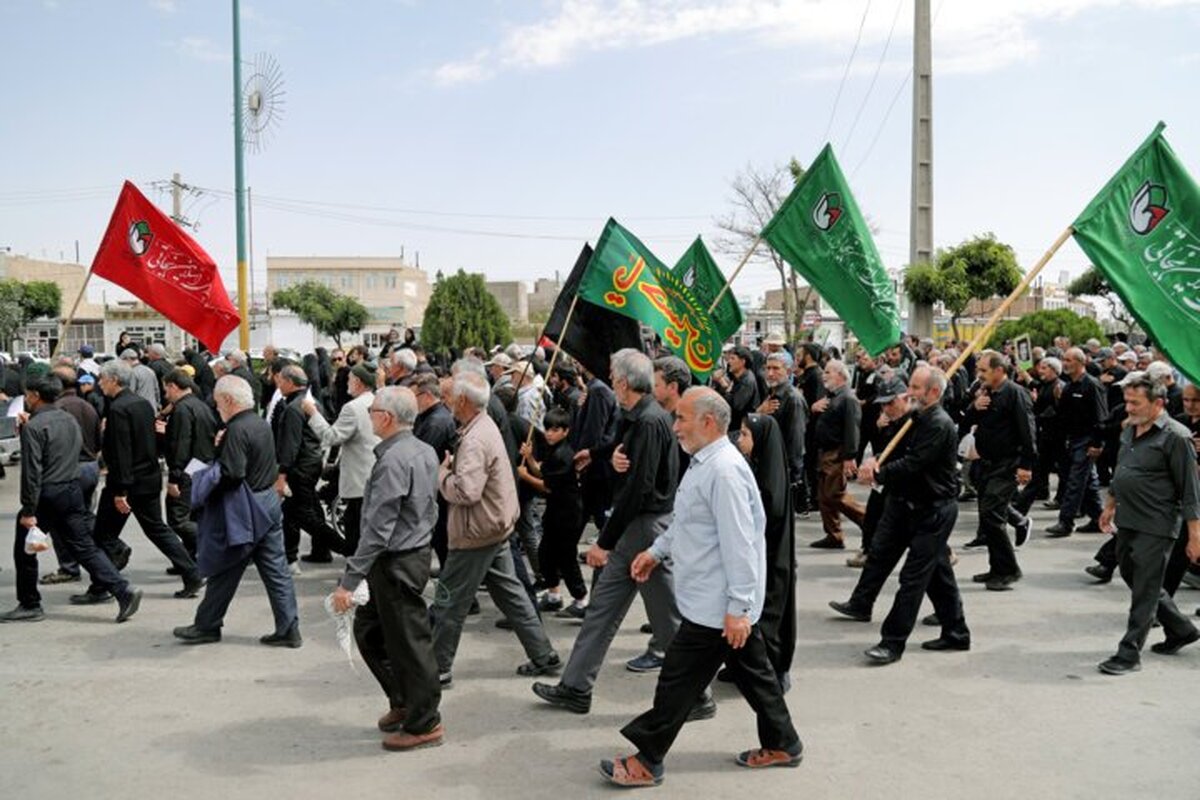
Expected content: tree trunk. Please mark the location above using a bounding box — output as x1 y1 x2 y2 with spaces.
780 266 794 344
950 316 960 342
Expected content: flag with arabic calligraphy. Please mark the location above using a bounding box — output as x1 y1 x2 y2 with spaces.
91 181 239 352
761 144 900 356
578 218 722 379
1073 122 1200 384
672 236 743 342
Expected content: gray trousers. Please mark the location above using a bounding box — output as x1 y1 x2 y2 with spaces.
432 540 555 674
562 512 679 693
1115 528 1198 663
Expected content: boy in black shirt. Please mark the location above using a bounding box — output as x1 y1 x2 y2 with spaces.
519 407 586 616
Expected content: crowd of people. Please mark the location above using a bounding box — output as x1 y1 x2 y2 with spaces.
1 323 1197 786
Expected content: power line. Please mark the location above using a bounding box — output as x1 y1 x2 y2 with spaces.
823 0 874 144
841 0 905 154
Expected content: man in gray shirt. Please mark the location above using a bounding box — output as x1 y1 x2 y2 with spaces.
330 386 444 751
122 349 161 411
1097 373 1200 675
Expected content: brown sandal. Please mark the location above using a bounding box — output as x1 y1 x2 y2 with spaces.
600 754 663 787
735 747 803 768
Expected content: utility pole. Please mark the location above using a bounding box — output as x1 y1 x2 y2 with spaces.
171 172 183 223
909 0 934 338
232 0 250 350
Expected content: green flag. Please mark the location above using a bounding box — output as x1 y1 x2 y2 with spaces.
672 236 743 342
761 144 901 355
579 218 722 378
1073 122 1200 385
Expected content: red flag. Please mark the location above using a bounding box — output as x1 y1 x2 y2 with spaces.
91 181 239 352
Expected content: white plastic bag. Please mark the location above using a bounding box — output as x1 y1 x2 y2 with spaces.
24 526 52 554
324 581 371 670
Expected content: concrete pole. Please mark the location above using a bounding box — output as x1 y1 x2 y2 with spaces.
171 172 183 224
909 0 934 338
232 0 250 350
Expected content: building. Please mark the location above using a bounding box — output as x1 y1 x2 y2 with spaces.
0 254 104 356
527 277 561 319
762 287 822 314
485 280 529 325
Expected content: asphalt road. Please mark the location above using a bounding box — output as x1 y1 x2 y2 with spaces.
1 469 1197 800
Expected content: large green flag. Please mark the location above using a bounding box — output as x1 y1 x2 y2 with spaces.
761 144 901 355
672 236 743 342
1073 122 1200 385
579 218 722 378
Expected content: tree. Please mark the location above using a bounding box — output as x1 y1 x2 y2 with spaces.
1067 266 1140 335
420 270 510 356
0 278 63 348
989 308 1106 349
903 233 1022 340
716 161 810 343
272 280 369 347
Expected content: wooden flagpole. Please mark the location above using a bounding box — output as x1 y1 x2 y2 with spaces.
519 292 581 453
874 225 1076 466
50 266 97 361
707 235 762 314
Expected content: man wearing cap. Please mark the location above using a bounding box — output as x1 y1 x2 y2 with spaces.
301 363 380 559
486 353 513 387
77 345 100 377
122 349 161 411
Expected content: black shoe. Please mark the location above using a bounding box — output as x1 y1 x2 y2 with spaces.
300 552 333 564
1150 629 1200 655
921 613 940 627
1043 500 1061 510
70 590 113 605
174 576 205 599
1085 564 1114 583
985 574 1020 592
685 696 717 722
828 600 871 622
467 598 481 615
810 536 845 550
1097 656 1140 675
1045 523 1073 538
261 622 302 648
115 589 143 623
0 605 45 623
174 624 221 644
639 622 653 635
113 547 131 571
495 616 514 630
962 537 987 549
921 636 970 652
716 666 734 683
864 645 901 665
959 491 977 502
1014 517 1031 547
166 566 183 576
39 569 80 585
971 572 993 584
1077 520 1102 534
531 682 592 714
516 652 562 677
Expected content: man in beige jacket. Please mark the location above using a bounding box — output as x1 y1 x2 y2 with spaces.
432 370 560 686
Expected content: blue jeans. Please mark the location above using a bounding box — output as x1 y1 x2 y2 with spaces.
192 490 298 635
1057 436 1102 529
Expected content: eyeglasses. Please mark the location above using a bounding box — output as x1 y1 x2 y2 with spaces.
367 406 390 416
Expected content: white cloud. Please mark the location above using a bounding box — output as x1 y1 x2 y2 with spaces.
150 0 177 13
175 36 229 63
428 0 1200 85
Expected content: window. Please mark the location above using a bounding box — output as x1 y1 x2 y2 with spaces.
385 275 397 289
366 275 378 289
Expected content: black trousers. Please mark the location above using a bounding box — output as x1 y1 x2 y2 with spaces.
355 546 442 735
1114 528 1197 663
165 473 197 557
93 486 199 583
342 498 363 557
876 498 969 653
14 481 130 609
621 619 800 766
1096 521 1198 594
282 476 343 561
860 489 886 553
976 456 1021 578
431 497 449 570
537 505 587 600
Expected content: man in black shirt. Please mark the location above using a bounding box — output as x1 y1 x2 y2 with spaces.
716 346 760 434
573 366 619 530
163 370 219 559
796 344 826 511
852 348 880 463
962 351 1035 591
758 352 806 498
413 372 458 569
810 359 864 549
835 367 970 663
1046 348 1107 537
175 375 300 646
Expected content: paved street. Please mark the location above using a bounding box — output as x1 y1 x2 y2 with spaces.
1 469 1197 800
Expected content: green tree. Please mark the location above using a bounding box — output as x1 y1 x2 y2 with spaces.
1067 266 1140 334
989 308 1106 349
0 279 64 348
20 281 61 319
903 233 1022 340
272 280 369 347
420 270 511 355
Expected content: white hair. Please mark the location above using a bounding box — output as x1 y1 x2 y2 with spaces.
391 348 417 372
214 375 254 410
148 343 168 359
451 357 486 378
226 349 247 367
1145 361 1174 385
611 348 653 394
684 386 730 433
100 359 132 387
452 371 490 410
1041 356 1063 376
374 386 417 429
825 359 850 381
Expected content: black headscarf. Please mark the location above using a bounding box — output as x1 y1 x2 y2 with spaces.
744 414 789 522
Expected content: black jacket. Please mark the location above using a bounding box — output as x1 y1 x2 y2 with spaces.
877 403 961 504
766 382 807 484
595 395 678 550
725 369 761 433
219 408 279 492
964 379 1036 468
20 406 82 516
415 402 458 461
272 390 324 483
102 389 163 496
1058 372 1108 446
813 385 861 460
165 392 219 483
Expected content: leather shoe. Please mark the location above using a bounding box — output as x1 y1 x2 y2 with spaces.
1085 564 1114 583
70 590 113 605
685 695 717 722
962 537 987 549
115 589 143 623
1077 519 1102 533
921 613 940 627
1150 628 1200 655
174 576 205 599
985 574 1020 592
864 645 901 665
810 536 845 550
971 572 993 584
1045 522 1073 538
531 681 591 714
378 707 408 733
828 600 871 622
1042 499 1061 510
382 724 444 752
921 636 970 652
260 622 302 648
1097 656 1140 675
0 605 45 623
1014 516 1031 547
174 624 221 644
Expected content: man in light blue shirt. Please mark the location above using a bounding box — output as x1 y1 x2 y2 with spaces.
599 387 803 788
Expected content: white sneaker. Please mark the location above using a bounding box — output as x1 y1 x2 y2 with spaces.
288 561 302 577
845 550 867 568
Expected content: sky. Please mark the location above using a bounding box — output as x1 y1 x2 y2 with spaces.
3 0 1200 309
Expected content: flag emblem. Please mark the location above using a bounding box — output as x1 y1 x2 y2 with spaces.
811 192 844 231
1128 181 1169 235
128 220 153 256
682 263 696 288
